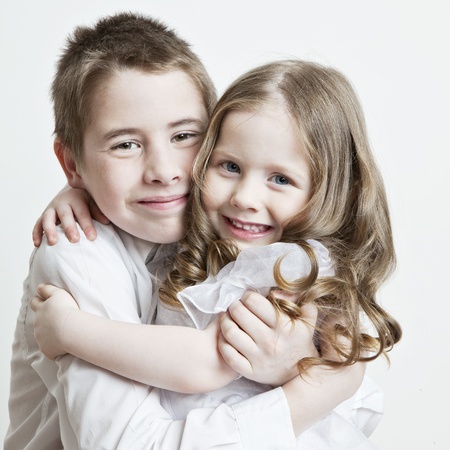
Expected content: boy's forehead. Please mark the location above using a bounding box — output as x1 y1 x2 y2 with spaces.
85 69 208 140
96 68 202 101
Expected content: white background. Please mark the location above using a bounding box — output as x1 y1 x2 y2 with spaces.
1 1 449 448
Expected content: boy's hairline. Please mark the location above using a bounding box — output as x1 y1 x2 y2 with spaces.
51 12 217 165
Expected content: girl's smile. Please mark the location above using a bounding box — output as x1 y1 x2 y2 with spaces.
223 216 273 240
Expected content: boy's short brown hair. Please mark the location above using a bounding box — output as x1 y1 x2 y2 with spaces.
52 12 216 163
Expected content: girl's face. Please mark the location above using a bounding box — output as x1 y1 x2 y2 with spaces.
203 103 311 251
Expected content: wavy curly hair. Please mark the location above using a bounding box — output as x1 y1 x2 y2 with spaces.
159 59 402 371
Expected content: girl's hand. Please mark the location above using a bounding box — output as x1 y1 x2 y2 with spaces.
30 284 80 360
218 290 318 386
32 185 109 247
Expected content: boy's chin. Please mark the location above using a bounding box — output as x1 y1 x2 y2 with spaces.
146 226 185 245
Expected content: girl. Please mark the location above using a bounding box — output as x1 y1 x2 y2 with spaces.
33 59 401 443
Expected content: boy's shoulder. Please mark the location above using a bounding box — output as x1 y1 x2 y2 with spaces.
28 221 151 296
31 221 126 271
50 221 121 249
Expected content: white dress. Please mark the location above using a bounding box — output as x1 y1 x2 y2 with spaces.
155 241 383 449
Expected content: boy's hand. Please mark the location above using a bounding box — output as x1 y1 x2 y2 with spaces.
32 185 109 247
30 284 80 360
218 291 318 386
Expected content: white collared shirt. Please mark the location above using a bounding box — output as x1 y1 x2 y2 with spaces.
5 223 300 449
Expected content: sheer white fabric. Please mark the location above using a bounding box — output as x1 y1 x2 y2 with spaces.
178 240 334 329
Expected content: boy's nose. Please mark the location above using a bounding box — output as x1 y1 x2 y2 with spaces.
143 149 181 185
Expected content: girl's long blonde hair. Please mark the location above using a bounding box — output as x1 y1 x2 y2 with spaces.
159 59 401 370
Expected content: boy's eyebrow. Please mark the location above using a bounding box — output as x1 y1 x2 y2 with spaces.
103 118 206 140
168 118 207 129
103 128 141 140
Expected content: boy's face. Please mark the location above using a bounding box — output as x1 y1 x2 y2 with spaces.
74 69 208 243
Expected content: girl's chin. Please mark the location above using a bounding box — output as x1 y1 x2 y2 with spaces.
233 239 273 251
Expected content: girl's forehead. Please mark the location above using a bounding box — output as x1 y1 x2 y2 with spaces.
212 104 310 185
222 103 293 132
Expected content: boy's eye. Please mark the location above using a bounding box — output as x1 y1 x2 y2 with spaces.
221 161 240 173
270 174 290 185
173 132 195 142
112 141 139 150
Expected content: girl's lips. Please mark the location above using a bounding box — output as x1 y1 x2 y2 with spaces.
137 194 188 211
224 216 272 239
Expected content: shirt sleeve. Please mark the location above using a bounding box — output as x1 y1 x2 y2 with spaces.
33 226 298 449
117 387 296 450
33 226 377 449
30 225 154 448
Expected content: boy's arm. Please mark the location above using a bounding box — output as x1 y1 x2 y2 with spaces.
219 294 366 435
32 185 108 247
283 362 366 434
111 297 374 449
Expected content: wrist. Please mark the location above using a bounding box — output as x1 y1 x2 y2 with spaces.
59 308 79 354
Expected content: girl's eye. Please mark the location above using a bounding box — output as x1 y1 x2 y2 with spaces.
112 141 139 150
221 161 240 173
173 132 195 142
271 174 290 185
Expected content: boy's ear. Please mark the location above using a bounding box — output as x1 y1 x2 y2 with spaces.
54 138 86 189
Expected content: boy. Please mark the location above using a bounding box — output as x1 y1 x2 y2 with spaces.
5 12 325 449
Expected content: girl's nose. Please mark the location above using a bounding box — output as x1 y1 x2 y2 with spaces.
230 178 261 211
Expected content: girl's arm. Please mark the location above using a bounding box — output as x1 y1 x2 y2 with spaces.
219 294 366 435
32 285 311 394
32 284 363 434
32 185 109 247
31 284 236 394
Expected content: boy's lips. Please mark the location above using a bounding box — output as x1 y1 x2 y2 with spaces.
137 194 188 211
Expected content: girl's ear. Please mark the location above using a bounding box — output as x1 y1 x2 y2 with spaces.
54 138 86 189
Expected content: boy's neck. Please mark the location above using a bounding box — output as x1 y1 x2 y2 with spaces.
113 224 156 263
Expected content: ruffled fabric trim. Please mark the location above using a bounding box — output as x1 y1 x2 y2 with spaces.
178 240 334 330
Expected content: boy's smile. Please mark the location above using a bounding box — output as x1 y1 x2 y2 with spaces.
203 103 311 250
72 69 208 243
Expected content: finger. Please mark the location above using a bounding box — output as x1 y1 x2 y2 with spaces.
298 302 319 329
40 210 60 246
227 298 276 346
32 218 45 247
220 311 259 360
241 291 280 328
217 332 252 376
57 205 81 243
30 296 44 312
72 199 98 241
89 199 110 225
36 283 61 300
